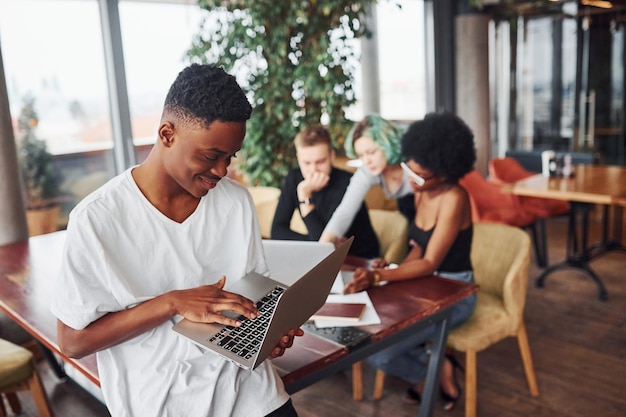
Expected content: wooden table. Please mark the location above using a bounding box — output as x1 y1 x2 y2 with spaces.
512 164 626 300
0 232 477 417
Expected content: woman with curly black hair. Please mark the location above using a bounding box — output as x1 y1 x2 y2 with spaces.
345 112 477 411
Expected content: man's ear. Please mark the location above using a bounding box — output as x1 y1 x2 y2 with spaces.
330 149 336 165
158 122 175 147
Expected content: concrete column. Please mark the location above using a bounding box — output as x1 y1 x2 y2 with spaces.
0 45 28 245
360 4 380 115
455 13 491 175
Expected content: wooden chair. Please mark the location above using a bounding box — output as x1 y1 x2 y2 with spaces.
358 222 540 415
0 338 54 417
352 209 409 401
447 222 540 417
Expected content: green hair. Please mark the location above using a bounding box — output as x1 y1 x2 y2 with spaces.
344 114 404 164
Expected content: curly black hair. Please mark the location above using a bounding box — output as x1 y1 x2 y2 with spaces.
163 64 252 128
401 112 476 183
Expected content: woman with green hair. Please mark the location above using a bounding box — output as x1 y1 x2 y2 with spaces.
320 114 414 245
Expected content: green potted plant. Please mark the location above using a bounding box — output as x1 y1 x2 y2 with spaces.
16 95 61 235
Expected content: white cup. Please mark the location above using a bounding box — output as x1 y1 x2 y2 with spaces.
541 150 555 177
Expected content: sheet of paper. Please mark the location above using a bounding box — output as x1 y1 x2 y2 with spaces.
314 291 381 328
330 270 353 294
331 264 398 293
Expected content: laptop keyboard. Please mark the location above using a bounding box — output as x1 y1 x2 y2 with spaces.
208 286 285 360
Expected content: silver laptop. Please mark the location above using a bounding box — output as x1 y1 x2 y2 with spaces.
262 239 335 286
172 237 353 370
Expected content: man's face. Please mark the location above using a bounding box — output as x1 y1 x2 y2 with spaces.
296 143 334 180
162 120 246 198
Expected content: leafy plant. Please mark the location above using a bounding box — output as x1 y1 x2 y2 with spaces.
187 0 379 186
16 96 59 209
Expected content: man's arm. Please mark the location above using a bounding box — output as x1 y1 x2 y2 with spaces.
57 277 258 358
271 171 312 240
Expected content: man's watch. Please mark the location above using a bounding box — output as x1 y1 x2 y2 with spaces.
298 198 312 205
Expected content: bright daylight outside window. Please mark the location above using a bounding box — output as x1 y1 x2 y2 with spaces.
0 0 113 228
377 0 427 122
118 0 205 162
0 0 110 155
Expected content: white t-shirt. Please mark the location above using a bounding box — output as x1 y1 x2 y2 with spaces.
51 169 289 417
322 165 413 238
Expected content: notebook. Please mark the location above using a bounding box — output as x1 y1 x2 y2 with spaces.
310 302 367 322
172 237 353 370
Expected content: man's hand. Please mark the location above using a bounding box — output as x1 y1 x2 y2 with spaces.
172 276 258 327
269 328 305 359
297 171 330 200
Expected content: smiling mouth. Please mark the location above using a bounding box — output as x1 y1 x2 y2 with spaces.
199 175 220 187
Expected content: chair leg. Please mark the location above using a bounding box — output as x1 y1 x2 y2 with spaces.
27 370 54 417
0 395 7 417
517 321 540 397
373 369 385 400
5 392 21 414
465 349 478 417
352 362 363 401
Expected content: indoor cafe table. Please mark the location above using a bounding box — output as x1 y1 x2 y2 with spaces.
512 164 626 300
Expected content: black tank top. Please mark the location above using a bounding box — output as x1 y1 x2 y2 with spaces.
409 222 473 272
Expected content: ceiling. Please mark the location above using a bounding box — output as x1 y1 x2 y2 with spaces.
482 0 626 19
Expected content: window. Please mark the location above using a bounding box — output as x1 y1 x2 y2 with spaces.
118 0 206 161
0 0 114 226
377 0 427 121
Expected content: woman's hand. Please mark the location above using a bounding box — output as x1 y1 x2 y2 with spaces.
344 267 375 294
269 328 305 358
370 257 389 269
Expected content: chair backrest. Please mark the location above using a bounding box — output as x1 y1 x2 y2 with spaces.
368 209 409 264
289 210 308 235
248 186 281 239
471 222 531 326
459 170 526 223
489 157 535 184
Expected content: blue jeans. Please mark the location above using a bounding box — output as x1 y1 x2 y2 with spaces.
365 271 476 384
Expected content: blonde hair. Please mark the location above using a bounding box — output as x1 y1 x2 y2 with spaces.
294 124 333 150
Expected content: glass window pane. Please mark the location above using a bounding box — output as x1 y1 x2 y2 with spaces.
0 0 115 230
119 1 206 162
377 0 427 121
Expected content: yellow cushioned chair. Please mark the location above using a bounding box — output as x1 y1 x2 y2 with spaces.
368 209 409 265
446 221 539 417
0 338 54 417
248 186 281 239
356 222 540 413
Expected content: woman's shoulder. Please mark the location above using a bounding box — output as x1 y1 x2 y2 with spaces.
352 165 380 184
